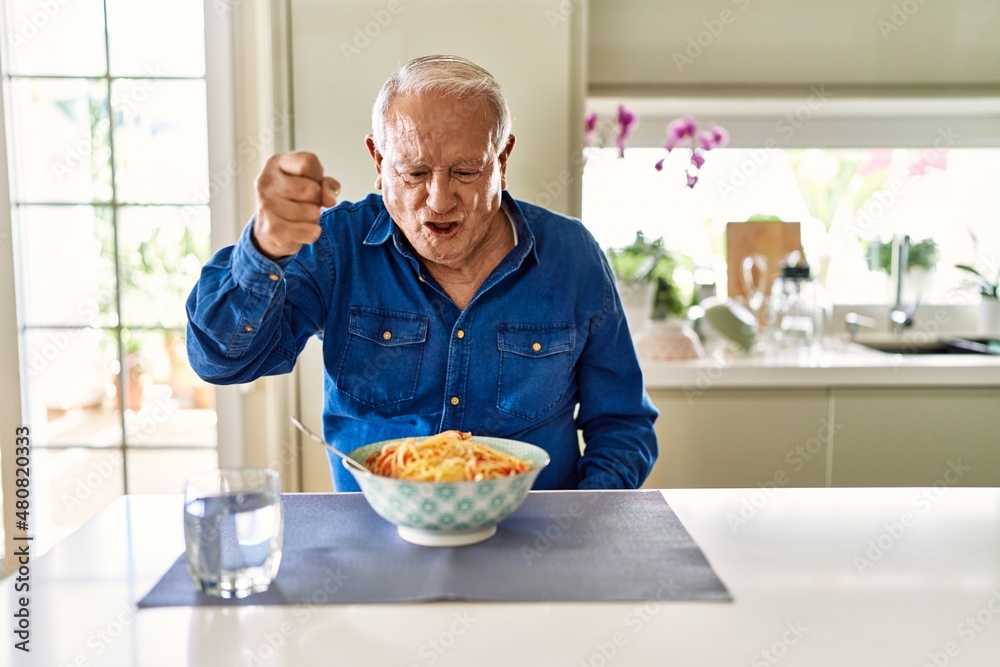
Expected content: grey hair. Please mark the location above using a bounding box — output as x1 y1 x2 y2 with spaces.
371 55 512 154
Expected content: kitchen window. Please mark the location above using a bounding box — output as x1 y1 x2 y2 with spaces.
583 97 1000 308
0 0 220 557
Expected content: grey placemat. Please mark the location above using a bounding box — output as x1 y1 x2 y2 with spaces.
138 491 731 607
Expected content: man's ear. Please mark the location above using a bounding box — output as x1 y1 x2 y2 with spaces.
498 134 516 190
365 135 383 190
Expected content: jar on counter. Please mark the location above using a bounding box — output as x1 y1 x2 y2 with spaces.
634 319 705 361
766 255 828 351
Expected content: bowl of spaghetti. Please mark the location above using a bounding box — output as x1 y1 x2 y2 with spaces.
345 431 549 547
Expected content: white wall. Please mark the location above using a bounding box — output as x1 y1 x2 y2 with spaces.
589 0 1000 94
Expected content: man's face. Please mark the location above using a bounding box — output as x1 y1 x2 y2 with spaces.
367 93 514 270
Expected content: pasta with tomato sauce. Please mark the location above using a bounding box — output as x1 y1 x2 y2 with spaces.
365 430 533 482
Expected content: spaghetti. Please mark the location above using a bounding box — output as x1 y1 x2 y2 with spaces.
365 431 533 482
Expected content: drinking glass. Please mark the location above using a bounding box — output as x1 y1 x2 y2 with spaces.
183 468 283 598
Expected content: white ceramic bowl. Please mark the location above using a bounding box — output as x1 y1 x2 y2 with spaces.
344 437 550 547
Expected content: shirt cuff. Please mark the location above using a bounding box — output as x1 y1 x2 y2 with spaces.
232 217 295 294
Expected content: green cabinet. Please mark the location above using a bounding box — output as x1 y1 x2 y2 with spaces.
643 387 1000 488
644 389 829 489
829 388 1000 487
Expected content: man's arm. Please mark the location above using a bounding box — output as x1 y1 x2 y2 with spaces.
185 222 330 384
574 259 659 489
186 151 340 385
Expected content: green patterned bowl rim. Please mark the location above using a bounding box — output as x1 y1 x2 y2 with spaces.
343 436 550 487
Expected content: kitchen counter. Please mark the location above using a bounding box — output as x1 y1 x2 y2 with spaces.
641 340 1000 389
639 337 1000 489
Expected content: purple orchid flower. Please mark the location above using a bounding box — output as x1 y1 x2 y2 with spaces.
656 117 728 187
698 124 729 151
664 116 697 151
614 105 638 157
584 111 598 148
690 149 706 170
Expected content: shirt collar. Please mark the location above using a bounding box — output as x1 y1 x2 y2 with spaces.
361 191 540 265
362 199 394 246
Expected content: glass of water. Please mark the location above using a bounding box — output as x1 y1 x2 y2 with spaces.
183 468 283 598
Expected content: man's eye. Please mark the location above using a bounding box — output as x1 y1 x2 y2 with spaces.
408 172 428 179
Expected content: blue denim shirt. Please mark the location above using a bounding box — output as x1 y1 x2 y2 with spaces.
187 192 658 492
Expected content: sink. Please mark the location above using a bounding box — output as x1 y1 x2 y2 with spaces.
853 333 1000 355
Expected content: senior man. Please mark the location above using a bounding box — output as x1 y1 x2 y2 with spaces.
187 55 658 491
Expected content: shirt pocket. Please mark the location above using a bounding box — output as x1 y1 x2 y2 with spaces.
335 306 429 407
496 322 576 421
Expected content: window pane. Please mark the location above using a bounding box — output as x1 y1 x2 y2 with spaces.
7 78 112 203
126 448 218 493
2 0 106 76
583 147 1000 305
24 328 122 447
122 328 217 447
119 206 210 327
18 205 117 327
33 448 124 556
112 79 209 204
106 0 205 77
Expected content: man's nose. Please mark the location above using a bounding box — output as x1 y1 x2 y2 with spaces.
425 171 457 213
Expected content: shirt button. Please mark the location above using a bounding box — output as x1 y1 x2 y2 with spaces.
450 396 460 406
244 325 254 332
268 273 279 282
382 331 392 341
532 342 542 352
456 329 465 339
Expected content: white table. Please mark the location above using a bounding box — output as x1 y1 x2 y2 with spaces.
5 488 1000 666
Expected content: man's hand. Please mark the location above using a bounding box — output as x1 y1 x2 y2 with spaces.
252 151 341 259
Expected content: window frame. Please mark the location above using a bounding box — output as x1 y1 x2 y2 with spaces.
0 0 254 569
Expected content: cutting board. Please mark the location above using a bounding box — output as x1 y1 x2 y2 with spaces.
726 221 803 303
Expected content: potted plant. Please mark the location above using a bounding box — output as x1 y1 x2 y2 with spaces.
864 236 938 303
867 237 939 274
607 232 694 336
956 262 1000 334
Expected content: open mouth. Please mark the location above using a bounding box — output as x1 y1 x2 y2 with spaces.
425 221 459 235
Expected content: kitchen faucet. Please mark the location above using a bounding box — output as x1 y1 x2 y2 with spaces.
889 234 919 334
